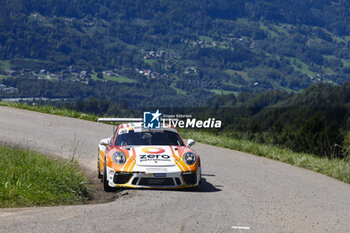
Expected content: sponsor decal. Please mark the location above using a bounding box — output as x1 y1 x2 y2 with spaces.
142 147 166 154
139 154 171 162
119 129 128 134
140 148 171 163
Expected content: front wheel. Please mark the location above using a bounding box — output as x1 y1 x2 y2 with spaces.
103 163 118 192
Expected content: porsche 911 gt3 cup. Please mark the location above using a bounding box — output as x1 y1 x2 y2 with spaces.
97 121 201 191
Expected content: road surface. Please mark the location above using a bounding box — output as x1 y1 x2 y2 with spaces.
0 106 349 233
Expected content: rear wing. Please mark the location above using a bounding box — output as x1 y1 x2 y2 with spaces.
97 118 180 131
97 118 179 136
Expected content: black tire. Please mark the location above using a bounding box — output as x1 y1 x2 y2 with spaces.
103 162 118 192
97 155 103 179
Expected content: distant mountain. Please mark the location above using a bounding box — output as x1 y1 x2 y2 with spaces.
1 0 350 95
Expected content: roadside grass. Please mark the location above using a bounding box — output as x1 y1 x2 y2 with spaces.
1 102 350 185
181 130 350 185
0 145 91 207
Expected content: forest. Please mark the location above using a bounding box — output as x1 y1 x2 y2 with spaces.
202 83 350 159
1 0 350 94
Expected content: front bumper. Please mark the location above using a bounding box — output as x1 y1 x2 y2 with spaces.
106 166 201 189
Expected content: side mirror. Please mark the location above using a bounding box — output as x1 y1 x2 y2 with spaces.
100 138 110 146
186 139 195 147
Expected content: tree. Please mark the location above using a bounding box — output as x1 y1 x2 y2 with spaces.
97 72 103 79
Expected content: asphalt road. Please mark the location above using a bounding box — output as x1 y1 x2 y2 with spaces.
0 106 350 233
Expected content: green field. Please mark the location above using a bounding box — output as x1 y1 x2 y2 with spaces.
288 57 316 76
210 89 239 96
0 60 10 70
105 75 136 83
341 59 350 67
170 82 187 95
0 145 91 207
225 69 250 81
259 22 278 38
199 35 214 42
144 59 157 66
91 72 136 83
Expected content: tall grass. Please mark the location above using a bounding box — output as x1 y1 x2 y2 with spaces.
0 145 91 207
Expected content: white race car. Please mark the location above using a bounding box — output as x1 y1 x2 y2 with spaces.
98 122 201 191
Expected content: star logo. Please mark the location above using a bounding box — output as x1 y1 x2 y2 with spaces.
151 109 162 122
143 110 162 129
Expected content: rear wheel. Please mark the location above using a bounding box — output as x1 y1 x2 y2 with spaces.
103 162 118 192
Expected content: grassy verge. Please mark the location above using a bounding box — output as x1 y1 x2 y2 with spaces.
1 101 350 185
0 145 91 207
181 130 350 184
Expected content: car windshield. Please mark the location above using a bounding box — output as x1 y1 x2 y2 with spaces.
115 130 184 146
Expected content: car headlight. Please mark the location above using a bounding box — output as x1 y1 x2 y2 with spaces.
183 152 197 165
112 151 126 165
